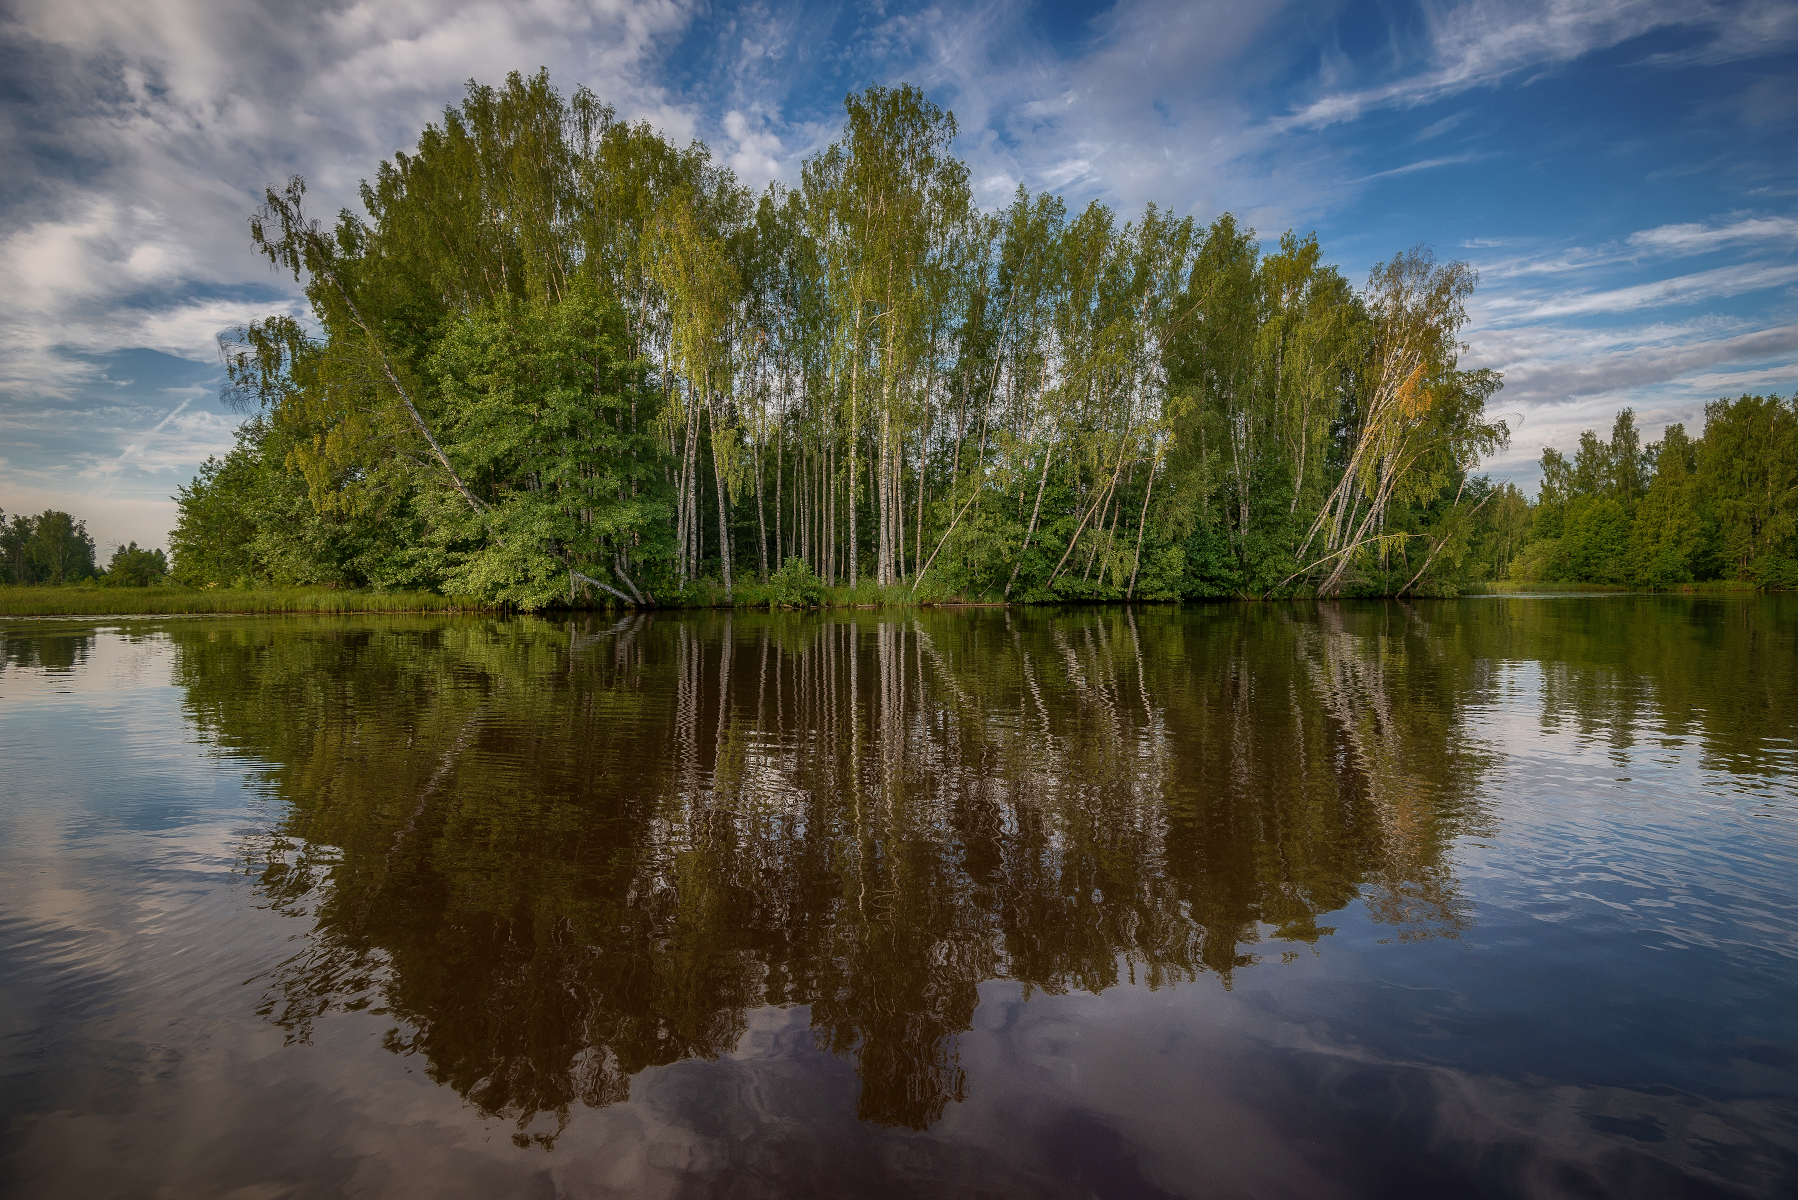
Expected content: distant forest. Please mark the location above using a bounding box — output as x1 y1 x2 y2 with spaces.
0 509 167 588
1504 399 1797 590
161 71 1791 606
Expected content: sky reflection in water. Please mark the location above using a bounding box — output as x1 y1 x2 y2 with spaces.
0 599 1794 1198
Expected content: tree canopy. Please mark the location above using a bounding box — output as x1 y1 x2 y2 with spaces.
0 510 172 588
1 510 98 586
175 70 1518 607
1509 396 1798 590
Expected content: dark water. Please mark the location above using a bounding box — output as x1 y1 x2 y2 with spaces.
1 600 1795 1199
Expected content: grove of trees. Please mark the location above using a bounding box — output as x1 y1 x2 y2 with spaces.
172 71 1517 607
0 509 169 587
1 510 100 585
1507 396 1797 589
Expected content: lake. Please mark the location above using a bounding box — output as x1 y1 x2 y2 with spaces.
1 599 1794 1198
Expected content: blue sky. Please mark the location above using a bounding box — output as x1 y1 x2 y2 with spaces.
1 0 1794 554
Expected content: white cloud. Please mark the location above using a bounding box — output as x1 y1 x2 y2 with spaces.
1481 260 1798 320
0 0 703 404
1637 0 1798 66
0 482 186 555
1626 214 1798 255
1353 153 1481 184
0 393 241 549
844 0 1306 223
1276 0 1744 132
1462 205 1798 490
1473 214 1798 282
1472 319 1798 402
0 0 711 552
1412 110 1472 142
80 395 240 484
723 109 785 189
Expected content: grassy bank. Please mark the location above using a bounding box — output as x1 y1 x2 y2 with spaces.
1660 579 1765 593
674 578 960 609
1483 579 1763 595
1482 581 1634 594
4 577 1773 618
0 586 485 617
0 581 936 617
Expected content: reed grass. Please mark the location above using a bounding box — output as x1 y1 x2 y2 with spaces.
13 577 1758 618
1662 579 1764 593
1483 581 1634 594
0 586 486 617
669 576 996 610
0 580 965 617
1484 579 1762 595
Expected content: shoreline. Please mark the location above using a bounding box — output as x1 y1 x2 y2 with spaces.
0 578 1773 619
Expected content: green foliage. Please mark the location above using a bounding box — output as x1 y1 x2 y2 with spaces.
0 511 29 584
1560 496 1630 584
169 444 262 587
102 542 169 587
1164 230 1505 597
1478 482 1532 580
0 587 480 616
1698 393 1798 579
171 418 432 591
1628 424 1705 587
425 280 669 608
768 556 826 607
0 510 98 585
175 70 1515 606
1507 536 1561 584
1510 395 1797 591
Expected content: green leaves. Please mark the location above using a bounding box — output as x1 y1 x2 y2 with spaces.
0 510 97 585
1514 394 1798 589
202 70 1532 606
426 281 668 608
768 556 826 607
1698 393 1798 578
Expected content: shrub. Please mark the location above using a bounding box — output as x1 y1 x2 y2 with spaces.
768 557 826 608
103 542 170 587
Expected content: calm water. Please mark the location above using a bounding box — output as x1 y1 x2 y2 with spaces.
1 600 1795 1198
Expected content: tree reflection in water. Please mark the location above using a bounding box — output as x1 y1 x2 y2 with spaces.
1 625 95 674
171 606 1497 1138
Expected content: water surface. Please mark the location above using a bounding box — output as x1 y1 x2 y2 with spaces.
2 600 1795 1198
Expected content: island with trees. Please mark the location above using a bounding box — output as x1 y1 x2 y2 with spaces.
4 73 1792 614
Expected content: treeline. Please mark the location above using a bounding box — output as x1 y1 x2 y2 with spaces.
1503 395 1797 589
174 70 1513 608
0 508 168 587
